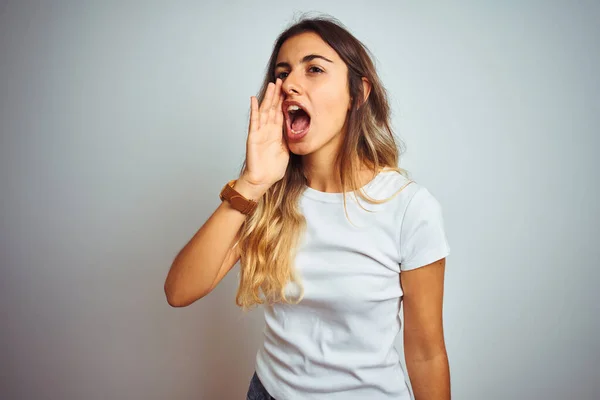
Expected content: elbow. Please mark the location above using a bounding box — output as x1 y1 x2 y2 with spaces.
164 258 213 307
164 280 209 308
164 282 191 308
165 291 189 308
164 282 184 307
404 333 448 363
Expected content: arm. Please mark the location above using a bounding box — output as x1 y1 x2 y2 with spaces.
401 258 450 400
164 79 288 307
163 179 267 307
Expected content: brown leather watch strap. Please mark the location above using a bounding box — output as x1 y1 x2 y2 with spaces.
219 180 258 215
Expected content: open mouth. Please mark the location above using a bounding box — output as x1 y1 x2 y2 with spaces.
284 103 311 138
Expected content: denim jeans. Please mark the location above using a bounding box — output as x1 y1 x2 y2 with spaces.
246 371 276 400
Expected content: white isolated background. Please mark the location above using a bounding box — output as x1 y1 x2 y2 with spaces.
0 1 598 399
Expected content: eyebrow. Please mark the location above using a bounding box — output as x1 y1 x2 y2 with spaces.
275 54 334 69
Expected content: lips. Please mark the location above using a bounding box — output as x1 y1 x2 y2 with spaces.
282 100 311 141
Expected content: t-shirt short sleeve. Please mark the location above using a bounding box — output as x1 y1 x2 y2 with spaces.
399 186 451 271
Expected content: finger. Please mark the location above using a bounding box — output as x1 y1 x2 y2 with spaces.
280 127 290 152
281 134 289 152
268 78 282 112
249 96 259 133
270 79 282 109
259 82 275 127
267 79 283 123
274 91 285 127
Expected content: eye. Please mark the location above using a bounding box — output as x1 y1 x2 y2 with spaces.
275 66 323 80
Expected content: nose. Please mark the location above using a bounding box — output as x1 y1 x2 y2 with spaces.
281 71 302 96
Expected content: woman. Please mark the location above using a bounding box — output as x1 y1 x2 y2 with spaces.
165 16 451 400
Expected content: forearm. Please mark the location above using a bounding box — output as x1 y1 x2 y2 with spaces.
164 178 267 306
405 352 450 400
165 201 244 302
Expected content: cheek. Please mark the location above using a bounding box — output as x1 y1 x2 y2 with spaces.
316 91 350 128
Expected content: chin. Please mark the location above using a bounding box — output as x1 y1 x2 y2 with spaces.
288 144 313 156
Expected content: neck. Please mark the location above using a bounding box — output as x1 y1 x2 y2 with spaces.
301 153 377 194
302 155 340 193
300 129 343 192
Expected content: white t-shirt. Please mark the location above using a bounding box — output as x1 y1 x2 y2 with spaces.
255 169 451 399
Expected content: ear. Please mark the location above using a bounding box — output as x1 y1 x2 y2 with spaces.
361 77 372 105
349 77 372 110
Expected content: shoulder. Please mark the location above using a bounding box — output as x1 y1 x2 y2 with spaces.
397 180 450 270
404 184 444 216
366 168 423 206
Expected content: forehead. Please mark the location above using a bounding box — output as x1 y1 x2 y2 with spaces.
276 32 341 64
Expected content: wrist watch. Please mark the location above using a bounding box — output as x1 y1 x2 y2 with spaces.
219 180 258 215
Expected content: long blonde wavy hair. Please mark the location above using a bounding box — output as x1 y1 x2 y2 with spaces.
235 15 408 310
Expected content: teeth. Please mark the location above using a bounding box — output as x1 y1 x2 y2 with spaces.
287 105 301 112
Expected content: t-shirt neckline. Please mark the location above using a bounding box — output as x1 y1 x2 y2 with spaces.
301 168 392 203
